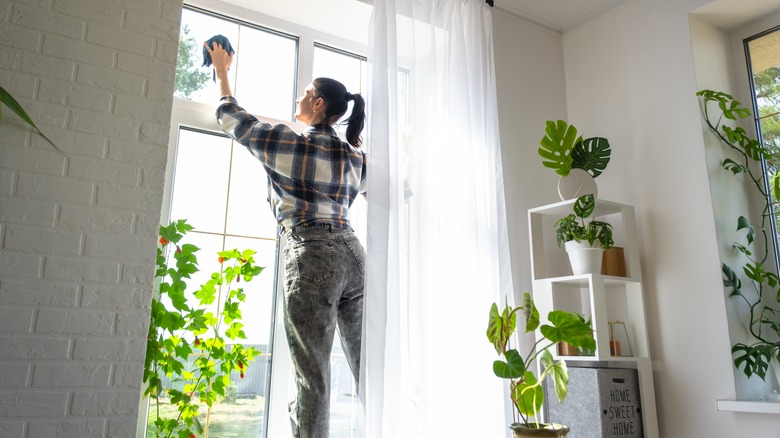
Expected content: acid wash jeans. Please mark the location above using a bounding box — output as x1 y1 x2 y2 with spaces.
282 224 365 438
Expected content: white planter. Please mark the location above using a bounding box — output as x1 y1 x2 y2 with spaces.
564 240 604 275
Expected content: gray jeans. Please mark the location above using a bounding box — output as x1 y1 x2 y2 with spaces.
282 224 365 438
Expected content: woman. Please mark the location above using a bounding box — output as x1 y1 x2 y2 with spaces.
204 41 367 438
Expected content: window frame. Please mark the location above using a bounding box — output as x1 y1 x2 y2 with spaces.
147 2 369 437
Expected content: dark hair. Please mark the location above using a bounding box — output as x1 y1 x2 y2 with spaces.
312 77 366 147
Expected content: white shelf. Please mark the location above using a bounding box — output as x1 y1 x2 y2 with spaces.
716 399 780 414
529 199 659 438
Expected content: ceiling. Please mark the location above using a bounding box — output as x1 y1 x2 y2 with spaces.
220 0 625 38
493 0 627 32
218 0 780 38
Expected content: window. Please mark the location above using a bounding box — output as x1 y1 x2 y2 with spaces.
745 27 780 269
149 4 368 437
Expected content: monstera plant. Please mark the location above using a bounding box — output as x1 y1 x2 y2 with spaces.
538 120 611 178
697 89 780 384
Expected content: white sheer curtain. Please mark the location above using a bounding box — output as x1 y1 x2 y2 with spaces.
361 1 514 436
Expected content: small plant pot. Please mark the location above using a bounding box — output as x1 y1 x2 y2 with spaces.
558 342 579 357
564 241 604 275
509 422 570 437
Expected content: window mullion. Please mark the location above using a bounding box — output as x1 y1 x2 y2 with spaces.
297 33 315 103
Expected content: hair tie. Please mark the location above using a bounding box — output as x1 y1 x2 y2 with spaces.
345 92 353 102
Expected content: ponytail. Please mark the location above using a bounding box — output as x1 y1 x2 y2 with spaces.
344 93 365 148
312 77 366 148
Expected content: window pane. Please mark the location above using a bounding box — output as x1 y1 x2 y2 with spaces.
747 28 780 258
235 27 298 120
226 143 279 238
170 129 232 234
176 8 239 103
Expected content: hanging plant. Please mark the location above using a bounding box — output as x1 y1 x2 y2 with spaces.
144 219 265 438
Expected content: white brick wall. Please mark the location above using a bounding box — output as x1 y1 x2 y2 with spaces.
0 0 182 436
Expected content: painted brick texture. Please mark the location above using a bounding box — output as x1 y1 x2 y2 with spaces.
0 0 181 436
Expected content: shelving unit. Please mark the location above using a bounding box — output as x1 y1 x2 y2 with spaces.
528 198 659 438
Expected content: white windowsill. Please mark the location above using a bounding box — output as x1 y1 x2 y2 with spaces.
716 399 780 414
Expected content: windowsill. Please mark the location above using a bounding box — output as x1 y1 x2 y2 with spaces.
716 399 780 414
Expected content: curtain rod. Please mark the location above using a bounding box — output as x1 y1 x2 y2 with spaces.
486 0 494 5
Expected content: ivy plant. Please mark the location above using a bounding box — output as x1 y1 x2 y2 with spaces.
697 89 780 381
144 219 264 438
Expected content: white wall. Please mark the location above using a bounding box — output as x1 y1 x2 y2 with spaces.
550 0 777 435
492 9 568 298
0 0 181 436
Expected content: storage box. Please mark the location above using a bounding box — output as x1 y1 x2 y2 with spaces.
544 366 643 438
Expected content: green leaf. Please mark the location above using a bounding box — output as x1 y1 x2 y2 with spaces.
538 120 581 177
732 343 772 379
722 263 742 297
540 350 569 403
571 137 611 178
493 349 526 379
540 310 596 351
513 371 544 418
721 158 746 175
225 322 245 340
573 194 595 219
736 216 755 245
522 292 540 332
0 86 66 157
486 302 516 354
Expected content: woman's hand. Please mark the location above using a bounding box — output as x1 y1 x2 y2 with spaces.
204 41 234 97
204 41 233 75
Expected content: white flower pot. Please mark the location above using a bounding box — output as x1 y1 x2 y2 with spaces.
564 240 604 275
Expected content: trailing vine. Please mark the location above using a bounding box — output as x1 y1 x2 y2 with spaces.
144 219 264 438
697 89 780 381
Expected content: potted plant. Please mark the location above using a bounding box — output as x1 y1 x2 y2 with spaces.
487 292 597 437
538 120 611 200
554 194 614 274
697 90 780 388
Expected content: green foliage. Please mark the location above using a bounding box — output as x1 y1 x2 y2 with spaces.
0 86 65 157
539 120 580 176
554 194 614 249
486 293 596 425
538 120 611 178
697 89 780 381
145 219 265 438
175 25 210 99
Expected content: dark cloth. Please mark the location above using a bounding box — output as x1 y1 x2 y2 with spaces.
202 35 235 81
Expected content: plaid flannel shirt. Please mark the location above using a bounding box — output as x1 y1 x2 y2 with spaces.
216 96 367 230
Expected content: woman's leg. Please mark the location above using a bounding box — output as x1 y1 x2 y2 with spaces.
283 232 340 438
336 232 365 385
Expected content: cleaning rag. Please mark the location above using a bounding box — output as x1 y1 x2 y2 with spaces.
202 35 235 81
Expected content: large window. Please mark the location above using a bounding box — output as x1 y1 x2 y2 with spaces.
149 4 367 437
746 27 780 267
